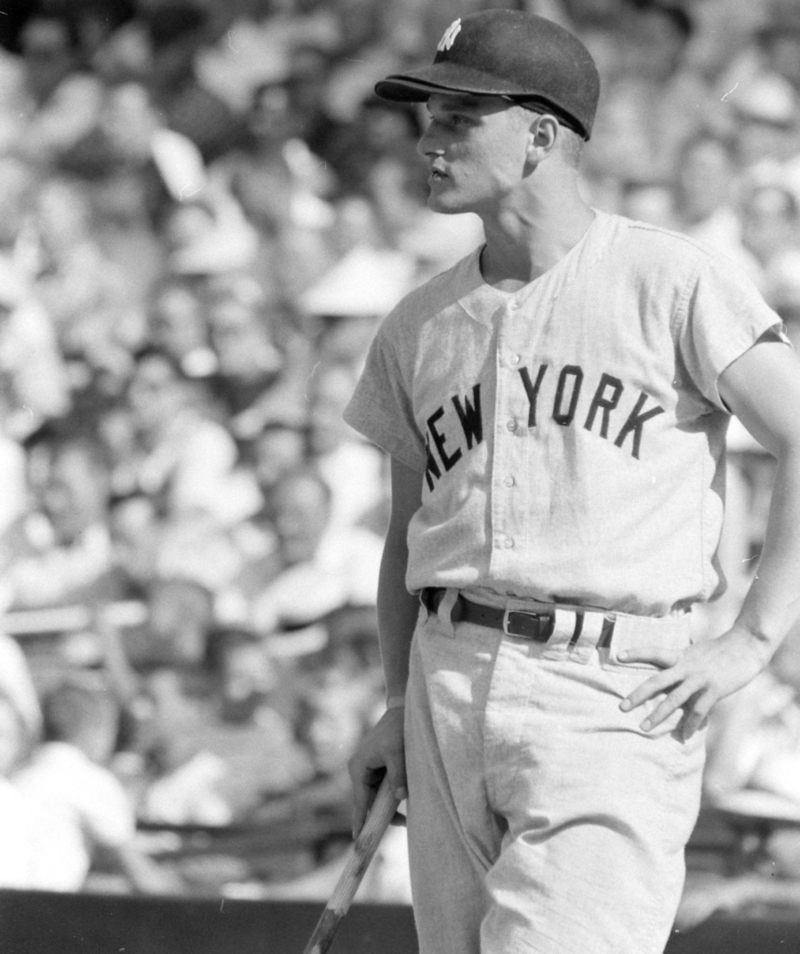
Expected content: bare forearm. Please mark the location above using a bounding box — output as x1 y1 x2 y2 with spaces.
719 342 800 658
348 457 420 831
377 535 420 701
733 447 800 655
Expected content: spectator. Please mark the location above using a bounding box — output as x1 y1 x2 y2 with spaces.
296 653 382 786
7 430 118 610
671 129 762 282
0 256 71 439
726 71 800 177
307 360 389 536
248 418 309 502
14 673 179 893
754 0 800 95
30 175 139 387
16 15 105 164
584 3 709 189
140 626 313 823
58 80 167 311
252 465 383 635
204 273 287 432
210 68 339 299
139 576 216 670
147 273 216 379
116 656 221 824
739 177 800 279
141 2 242 162
107 490 159 595
157 182 260 279
214 70 335 240
320 93 424 203
126 344 259 525
95 398 142 499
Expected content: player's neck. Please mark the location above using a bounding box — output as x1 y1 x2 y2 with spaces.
479 183 594 289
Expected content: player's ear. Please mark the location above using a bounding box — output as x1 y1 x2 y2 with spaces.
526 114 559 164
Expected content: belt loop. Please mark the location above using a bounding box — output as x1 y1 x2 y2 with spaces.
571 613 605 662
436 588 459 637
419 587 435 619
568 612 584 647
542 608 576 659
598 616 617 649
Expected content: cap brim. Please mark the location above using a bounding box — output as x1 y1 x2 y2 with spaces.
375 77 450 102
375 63 533 103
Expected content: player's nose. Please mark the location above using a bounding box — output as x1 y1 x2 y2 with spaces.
417 123 445 158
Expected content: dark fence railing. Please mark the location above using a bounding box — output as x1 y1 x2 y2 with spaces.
2 889 800 954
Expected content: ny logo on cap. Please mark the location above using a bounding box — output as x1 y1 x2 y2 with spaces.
437 18 461 52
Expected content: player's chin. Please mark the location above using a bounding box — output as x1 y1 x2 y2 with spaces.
427 190 468 215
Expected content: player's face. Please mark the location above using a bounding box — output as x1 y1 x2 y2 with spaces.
418 93 534 214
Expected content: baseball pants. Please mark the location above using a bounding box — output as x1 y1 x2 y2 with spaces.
404 590 707 954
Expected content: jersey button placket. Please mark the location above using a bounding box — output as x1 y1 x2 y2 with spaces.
492 311 521 563
504 299 531 563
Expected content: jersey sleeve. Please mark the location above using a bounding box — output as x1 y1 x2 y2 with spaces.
676 251 788 411
344 318 427 473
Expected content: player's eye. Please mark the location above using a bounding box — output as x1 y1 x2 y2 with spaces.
443 112 471 129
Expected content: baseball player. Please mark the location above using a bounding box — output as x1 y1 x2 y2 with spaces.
344 10 800 954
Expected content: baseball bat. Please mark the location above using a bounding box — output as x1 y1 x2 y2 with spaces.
301 775 400 954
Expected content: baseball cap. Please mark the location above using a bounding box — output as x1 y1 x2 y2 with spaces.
375 10 600 140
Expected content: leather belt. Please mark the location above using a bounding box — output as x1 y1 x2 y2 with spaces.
421 587 615 646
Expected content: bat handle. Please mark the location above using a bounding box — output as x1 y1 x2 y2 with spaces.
301 775 400 954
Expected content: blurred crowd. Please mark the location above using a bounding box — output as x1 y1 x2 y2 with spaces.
0 0 799 907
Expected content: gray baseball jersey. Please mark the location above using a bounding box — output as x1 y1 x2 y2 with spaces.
344 211 785 618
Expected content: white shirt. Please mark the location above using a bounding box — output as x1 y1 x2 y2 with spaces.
14 742 135 891
0 779 37 888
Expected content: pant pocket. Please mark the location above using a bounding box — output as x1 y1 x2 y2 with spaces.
601 620 692 673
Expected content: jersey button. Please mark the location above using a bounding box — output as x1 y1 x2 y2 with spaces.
506 419 517 432
503 476 515 488
509 354 521 366
503 537 515 549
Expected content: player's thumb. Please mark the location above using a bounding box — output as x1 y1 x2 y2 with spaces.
384 754 408 805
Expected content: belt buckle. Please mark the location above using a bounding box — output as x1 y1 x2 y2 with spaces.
502 609 554 642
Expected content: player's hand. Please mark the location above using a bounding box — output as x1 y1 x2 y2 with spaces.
348 706 407 838
619 628 772 740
